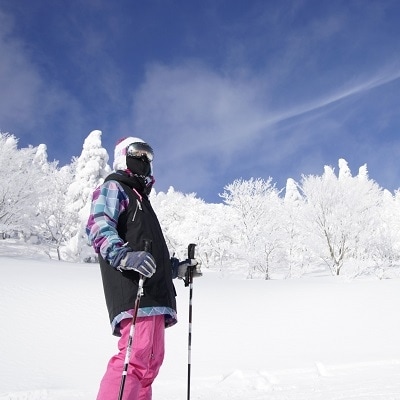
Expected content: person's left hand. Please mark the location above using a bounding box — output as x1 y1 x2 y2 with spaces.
175 258 201 279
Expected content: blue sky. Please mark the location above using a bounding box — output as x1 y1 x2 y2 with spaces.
1 0 400 203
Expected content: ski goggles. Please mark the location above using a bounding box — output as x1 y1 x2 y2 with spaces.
126 142 154 162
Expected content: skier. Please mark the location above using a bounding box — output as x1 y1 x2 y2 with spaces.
86 137 199 400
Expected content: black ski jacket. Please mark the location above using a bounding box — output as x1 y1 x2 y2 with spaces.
97 171 177 335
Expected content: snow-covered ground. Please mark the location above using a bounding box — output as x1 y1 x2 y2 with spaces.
1 240 400 400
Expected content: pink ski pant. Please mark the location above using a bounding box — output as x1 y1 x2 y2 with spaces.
96 315 165 400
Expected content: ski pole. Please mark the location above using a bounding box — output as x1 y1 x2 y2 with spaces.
185 243 196 400
118 275 144 400
118 239 152 400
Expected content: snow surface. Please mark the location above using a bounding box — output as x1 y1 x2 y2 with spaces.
1 240 400 400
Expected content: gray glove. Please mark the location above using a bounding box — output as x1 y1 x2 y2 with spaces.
175 259 201 279
117 250 156 278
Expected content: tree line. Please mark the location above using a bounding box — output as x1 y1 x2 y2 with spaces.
1 131 399 279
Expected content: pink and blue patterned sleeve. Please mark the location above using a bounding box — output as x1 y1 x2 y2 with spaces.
86 181 129 264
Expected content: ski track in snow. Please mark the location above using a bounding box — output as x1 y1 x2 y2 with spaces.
153 361 400 400
1 241 400 400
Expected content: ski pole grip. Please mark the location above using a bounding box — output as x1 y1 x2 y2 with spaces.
139 239 152 289
188 243 196 260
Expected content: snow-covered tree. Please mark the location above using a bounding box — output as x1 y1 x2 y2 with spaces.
65 130 111 261
199 202 236 273
66 130 110 215
221 177 284 279
282 178 308 278
300 159 382 276
151 187 205 256
365 189 400 277
34 163 76 260
33 144 50 171
0 133 43 236
151 187 236 272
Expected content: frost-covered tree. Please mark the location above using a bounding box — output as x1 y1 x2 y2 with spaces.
151 187 206 257
199 202 236 273
65 130 111 261
365 189 400 277
66 130 110 215
300 159 382 276
282 178 309 277
0 133 43 236
33 144 50 171
151 187 236 272
221 177 284 279
34 163 76 260
150 187 188 254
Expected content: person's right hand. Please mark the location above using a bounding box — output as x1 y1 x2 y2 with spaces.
117 250 156 278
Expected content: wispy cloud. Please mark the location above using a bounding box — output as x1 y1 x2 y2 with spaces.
128 60 400 196
257 67 400 129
